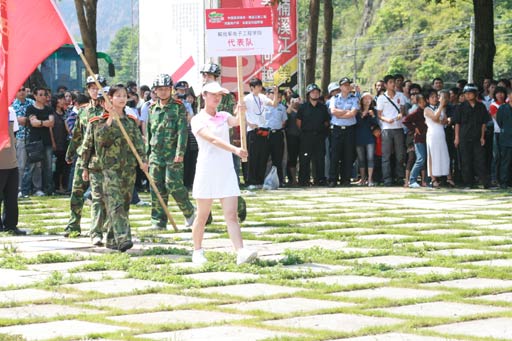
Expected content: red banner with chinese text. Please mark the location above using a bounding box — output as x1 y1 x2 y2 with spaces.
219 0 298 94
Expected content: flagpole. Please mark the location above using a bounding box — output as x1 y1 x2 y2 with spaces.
50 1 178 232
236 56 247 162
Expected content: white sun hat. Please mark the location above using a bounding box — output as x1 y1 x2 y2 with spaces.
202 81 229 95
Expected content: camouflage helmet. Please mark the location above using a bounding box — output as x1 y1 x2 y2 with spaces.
200 63 221 77
306 83 321 95
86 74 106 86
153 73 173 88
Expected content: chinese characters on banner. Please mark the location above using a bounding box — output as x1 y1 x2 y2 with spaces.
219 0 298 93
205 8 274 57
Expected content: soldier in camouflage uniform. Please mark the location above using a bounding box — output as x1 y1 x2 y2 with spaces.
82 84 147 252
147 74 195 229
65 75 106 238
199 63 247 222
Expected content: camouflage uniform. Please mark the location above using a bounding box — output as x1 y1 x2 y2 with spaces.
82 112 146 249
65 103 104 234
147 99 194 228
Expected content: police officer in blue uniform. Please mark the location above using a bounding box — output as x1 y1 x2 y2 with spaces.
328 77 359 187
262 88 288 186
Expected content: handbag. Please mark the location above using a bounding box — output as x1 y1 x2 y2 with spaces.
25 139 45 163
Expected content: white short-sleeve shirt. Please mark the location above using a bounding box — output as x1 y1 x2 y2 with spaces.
244 93 272 131
376 91 407 130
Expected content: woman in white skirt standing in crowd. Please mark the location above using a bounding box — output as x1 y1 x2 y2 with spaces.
190 81 257 265
424 89 452 188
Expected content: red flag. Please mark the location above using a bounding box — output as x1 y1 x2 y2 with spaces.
0 0 72 149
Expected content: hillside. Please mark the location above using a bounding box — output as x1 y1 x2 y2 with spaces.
56 0 138 51
298 0 512 90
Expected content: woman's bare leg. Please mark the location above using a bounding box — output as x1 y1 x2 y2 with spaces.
220 196 243 251
192 198 213 250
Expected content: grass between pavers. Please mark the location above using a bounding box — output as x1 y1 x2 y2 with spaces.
1 189 512 340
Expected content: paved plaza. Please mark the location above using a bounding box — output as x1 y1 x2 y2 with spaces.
1 187 512 340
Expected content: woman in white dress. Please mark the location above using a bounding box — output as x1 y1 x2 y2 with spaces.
190 82 257 266
424 90 451 188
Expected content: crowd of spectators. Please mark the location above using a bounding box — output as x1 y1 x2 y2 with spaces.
9 74 512 203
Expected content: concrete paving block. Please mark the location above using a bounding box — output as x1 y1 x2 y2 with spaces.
183 271 259 282
87 293 212 310
375 301 508 318
264 313 404 333
329 333 459 340
0 288 77 303
0 304 102 319
425 317 512 339
333 287 445 300
0 320 128 341
64 278 170 294
423 278 512 290
196 283 304 298
303 275 390 287
221 297 355 314
138 326 300 341
109 309 248 324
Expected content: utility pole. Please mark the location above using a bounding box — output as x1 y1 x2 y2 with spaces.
468 16 475 83
353 38 357 83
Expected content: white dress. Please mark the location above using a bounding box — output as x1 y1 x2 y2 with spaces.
425 106 450 177
191 110 240 199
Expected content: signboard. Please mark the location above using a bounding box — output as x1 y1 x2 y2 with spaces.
219 0 298 91
205 7 274 57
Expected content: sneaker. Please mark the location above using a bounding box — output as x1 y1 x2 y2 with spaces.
185 209 196 227
17 191 22 198
236 248 257 265
192 248 208 265
368 182 376 187
409 182 421 188
91 236 103 246
34 190 45 197
135 200 150 207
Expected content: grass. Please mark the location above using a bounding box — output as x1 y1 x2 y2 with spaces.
1 188 512 340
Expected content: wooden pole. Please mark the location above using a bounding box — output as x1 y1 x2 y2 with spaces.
78 53 178 232
236 56 247 162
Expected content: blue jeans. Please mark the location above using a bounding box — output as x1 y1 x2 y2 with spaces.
409 143 426 184
356 144 376 169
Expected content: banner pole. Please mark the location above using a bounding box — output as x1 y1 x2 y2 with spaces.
236 56 247 162
77 53 179 232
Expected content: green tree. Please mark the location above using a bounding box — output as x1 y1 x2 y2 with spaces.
104 26 139 85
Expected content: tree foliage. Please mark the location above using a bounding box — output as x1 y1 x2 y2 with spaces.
101 26 139 85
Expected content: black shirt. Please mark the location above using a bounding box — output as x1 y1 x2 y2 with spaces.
453 101 490 142
297 101 330 133
53 111 68 152
26 105 53 146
